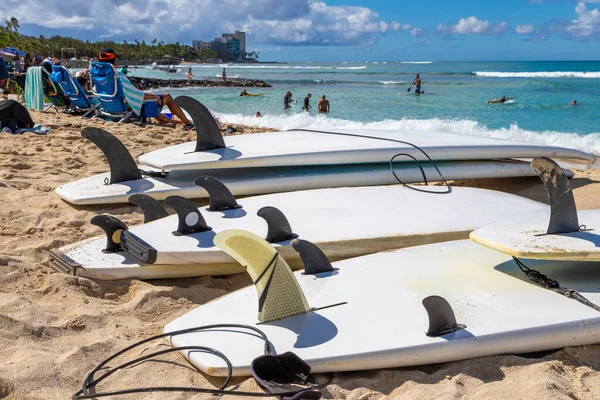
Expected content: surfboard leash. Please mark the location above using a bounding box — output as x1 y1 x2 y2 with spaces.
289 129 451 194
73 323 330 399
513 257 600 312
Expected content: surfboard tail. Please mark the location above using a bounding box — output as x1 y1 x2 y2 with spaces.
214 230 311 323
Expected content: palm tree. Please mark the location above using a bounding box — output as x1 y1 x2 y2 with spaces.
5 16 20 33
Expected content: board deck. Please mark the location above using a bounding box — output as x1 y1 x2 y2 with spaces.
470 210 600 260
55 160 563 205
48 237 243 280
122 185 548 266
165 239 600 377
138 129 595 171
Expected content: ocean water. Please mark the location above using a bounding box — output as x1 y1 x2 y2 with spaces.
131 61 600 155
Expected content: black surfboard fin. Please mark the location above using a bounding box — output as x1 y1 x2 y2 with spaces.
174 96 226 151
194 176 242 211
81 127 142 184
163 196 212 235
422 295 465 337
128 194 169 223
257 206 298 243
91 215 128 253
291 239 335 275
531 157 580 234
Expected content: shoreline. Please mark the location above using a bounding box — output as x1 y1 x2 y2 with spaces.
0 110 599 399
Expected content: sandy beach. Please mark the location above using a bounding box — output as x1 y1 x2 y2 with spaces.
1 110 599 400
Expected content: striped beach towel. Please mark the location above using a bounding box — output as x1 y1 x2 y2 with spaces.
25 67 44 111
118 72 143 116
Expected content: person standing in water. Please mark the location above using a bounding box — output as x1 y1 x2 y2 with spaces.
284 91 293 109
187 68 194 80
413 74 422 94
318 95 330 113
222 68 227 82
302 93 312 111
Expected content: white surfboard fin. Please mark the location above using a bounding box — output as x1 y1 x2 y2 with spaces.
531 157 580 234
214 230 311 324
174 96 226 151
163 196 212 236
128 194 169 223
91 215 128 253
291 239 336 275
257 206 299 243
194 176 242 211
422 296 465 337
81 127 142 184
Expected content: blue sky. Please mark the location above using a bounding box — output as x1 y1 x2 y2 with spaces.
2 0 600 61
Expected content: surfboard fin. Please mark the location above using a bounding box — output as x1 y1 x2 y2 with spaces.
163 196 212 236
422 296 465 337
81 127 142 184
174 96 226 152
91 215 128 253
257 206 299 243
128 194 169 223
291 239 335 275
214 230 311 324
531 157 580 234
194 176 242 211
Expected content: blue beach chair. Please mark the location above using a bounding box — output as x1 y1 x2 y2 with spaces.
50 65 99 117
90 61 161 122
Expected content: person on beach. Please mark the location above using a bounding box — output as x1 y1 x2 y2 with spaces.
255 111 262 117
75 70 90 92
222 68 227 82
98 49 192 127
303 93 311 111
284 91 293 109
318 95 330 113
187 68 194 80
487 96 507 104
13 56 23 73
413 74 422 94
119 65 129 75
240 89 249 96
0 58 8 90
572 100 577 106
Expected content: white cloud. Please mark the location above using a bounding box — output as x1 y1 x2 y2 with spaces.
437 16 509 36
566 1 600 38
515 24 534 34
0 0 407 46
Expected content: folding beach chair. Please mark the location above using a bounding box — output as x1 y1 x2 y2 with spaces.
25 66 67 112
50 65 99 117
90 61 161 123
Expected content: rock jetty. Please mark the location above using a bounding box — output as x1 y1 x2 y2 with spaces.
128 76 271 90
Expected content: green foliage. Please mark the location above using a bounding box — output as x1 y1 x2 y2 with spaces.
0 17 217 61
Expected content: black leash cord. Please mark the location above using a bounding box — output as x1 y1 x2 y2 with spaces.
513 257 600 312
74 324 324 399
288 128 450 194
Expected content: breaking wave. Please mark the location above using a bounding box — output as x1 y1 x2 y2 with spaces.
475 71 600 79
216 112 600 155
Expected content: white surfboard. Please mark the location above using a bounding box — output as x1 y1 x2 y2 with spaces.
50 184 548 280
470 210 600 260
471 157 600 261
164 234 600 377
55 159 563 206
138 128 595 171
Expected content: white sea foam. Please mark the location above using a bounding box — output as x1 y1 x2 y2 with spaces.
216 112 600 155
401 61 433 64
475 71 600 78
377 80 407 85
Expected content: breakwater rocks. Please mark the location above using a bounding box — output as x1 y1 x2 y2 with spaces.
128 77 272 90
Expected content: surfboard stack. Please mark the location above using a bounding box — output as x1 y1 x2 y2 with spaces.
54 96 595 205
162 157 600 378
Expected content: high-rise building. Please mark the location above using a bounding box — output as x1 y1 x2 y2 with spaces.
193 31 247 61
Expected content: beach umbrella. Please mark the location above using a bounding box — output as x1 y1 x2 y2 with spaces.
1 47 26 57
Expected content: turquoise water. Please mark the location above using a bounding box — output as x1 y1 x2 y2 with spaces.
132 61 600 154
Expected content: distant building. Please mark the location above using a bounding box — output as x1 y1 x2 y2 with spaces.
193 31 247 61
